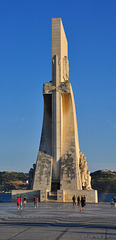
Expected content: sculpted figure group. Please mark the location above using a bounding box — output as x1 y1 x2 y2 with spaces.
79 151 92 190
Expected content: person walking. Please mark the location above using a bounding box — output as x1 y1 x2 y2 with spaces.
17 196 20 210
37 196 38 208
83 195 86 206
20 196 23 210
23 196 27 207
111 197 114 208
114 197 116 207
80 195 85 212
72 195 76 206
34 195 37 208
77 196 80 206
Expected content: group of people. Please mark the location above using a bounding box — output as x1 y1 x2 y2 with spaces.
72 195 86 212
17 196 27 210
17 195 39 210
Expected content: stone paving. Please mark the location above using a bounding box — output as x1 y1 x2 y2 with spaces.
0 202 116 239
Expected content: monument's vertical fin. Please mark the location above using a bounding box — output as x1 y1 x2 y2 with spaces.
51 18 81 189
52 18 68 83
52 55 61 180
52 18 69 181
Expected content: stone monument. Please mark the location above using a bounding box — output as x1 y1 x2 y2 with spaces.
29 18 97 203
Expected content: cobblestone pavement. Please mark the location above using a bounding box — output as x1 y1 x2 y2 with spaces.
0 202 116 239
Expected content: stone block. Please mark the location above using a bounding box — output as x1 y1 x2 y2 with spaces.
57 190 65 202
40 190 48 202
12 190 40 202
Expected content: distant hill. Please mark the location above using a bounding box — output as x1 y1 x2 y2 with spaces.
0 172 29 192
0 170 116 193
91 170 116 193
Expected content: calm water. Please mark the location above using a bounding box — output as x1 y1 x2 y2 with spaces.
0 193 11 202
98 193 116 202
0 193 116 203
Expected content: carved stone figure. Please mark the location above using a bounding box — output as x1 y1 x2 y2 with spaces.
79 151 92 190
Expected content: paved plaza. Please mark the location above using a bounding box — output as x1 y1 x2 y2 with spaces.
0 202 116 239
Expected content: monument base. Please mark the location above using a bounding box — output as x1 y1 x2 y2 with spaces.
12 189 98 203
57 190 98 203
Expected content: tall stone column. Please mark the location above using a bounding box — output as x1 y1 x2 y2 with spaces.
51 18 68 181
52 55 61 180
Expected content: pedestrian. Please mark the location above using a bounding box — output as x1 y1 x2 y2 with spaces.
34 195 37 208
23 196 27 207
111 197 114 208
20 196 23 210
80 195 85 212
77 196 80 206
72 195 76 206
17 196 20 210
83 195 86 206
114 197 116 207
37 196 38 208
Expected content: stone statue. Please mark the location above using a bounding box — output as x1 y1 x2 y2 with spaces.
79 151 92 190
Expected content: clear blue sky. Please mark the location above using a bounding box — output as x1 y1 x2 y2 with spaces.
0 0 116 173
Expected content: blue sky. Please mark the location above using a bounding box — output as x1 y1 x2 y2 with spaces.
0 0 116 173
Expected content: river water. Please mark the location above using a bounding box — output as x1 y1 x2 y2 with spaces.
98 193 116 202
0 193 12 202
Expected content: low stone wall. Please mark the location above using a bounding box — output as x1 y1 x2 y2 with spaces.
12 190 40 202
57 190 98 203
